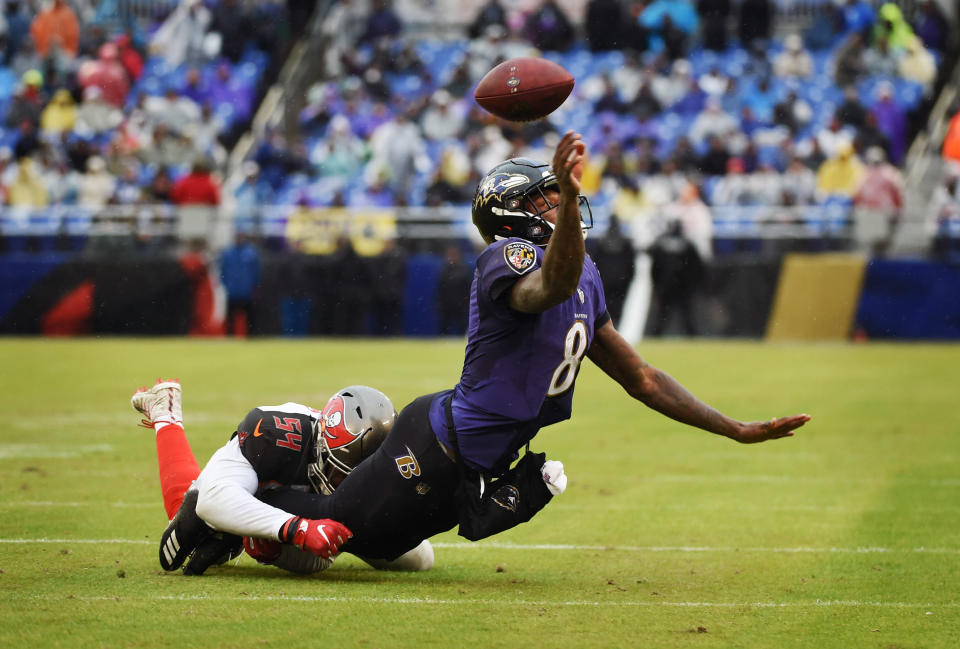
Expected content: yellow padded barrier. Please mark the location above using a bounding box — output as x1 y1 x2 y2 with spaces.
765 253 868 341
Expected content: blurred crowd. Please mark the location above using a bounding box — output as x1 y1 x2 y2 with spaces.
0 0 957 255
0 0 298 209
240 0 954 246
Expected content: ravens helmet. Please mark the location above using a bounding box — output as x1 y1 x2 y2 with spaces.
472 157 592 246
308 386 396 494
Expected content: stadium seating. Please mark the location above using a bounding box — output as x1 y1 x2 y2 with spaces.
0 0 271 216
0 1 955 264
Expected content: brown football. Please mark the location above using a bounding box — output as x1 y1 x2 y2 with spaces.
474 57 575 122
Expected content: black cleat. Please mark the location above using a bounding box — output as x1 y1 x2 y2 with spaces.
158 489 212 571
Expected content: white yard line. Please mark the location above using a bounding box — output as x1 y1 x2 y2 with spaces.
0 501 156 508
650 475 960 486
0 539 155 544
19 593 959 609
2 538 959 554
439 542 960 554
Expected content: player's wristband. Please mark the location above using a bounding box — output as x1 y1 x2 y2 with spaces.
279 516 304 544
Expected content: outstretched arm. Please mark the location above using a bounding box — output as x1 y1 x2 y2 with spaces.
509 131 587 313
586 320 810 443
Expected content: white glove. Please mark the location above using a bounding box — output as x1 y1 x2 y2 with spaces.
541 460 567 496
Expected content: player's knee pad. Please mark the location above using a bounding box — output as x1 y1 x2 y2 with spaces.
360 539 434 572
396 539 434 571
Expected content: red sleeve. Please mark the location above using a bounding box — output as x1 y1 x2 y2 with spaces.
208 180 221 205
170 179 184 205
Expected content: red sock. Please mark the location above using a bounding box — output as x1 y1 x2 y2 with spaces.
155 423 201 520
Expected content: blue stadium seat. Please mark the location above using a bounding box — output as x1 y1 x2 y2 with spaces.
143 56 171 78
893 79 923 109
824 203 851 233
137 76 164 96
415 40 444 62
559 47 591 77
738 206 763 236
590 49 624 76
215 101 235 124
0 69 16 100
138 163 157 185
276 185 304 206
811 50 831 76
557 102 592 132
241 49 268 73
805 85 825 105
388 74 426 102
587 190 612 223
407 172 429 206
947 218 960 237
711 205 740 234
802 207 826 236
689 49 719 75
237 62 260 83
423 50 460 87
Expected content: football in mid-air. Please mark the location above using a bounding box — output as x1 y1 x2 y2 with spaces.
474 57 575 122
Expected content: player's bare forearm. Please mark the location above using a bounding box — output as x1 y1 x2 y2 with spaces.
510 132 586 313
587 321 810 443
634 365 740 437
540 131 586 296
537 197 584 299
635 366 810 442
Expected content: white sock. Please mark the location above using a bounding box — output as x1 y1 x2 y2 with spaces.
154 421 179 434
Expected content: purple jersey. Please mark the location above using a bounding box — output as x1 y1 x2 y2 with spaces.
430 238 610 472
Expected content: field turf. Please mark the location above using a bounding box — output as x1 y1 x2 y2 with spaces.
0 338 957 648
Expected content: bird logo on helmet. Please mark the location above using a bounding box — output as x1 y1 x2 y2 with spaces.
474 172 531 209
471 157 593 246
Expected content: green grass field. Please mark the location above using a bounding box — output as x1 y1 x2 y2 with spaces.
0 338 957 649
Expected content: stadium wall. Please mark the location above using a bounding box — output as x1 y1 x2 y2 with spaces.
854 259 960 339
1 254 957 339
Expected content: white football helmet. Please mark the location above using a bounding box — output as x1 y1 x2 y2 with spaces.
308 385 396 494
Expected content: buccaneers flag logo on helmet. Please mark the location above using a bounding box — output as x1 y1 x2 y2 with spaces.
320 396 357 450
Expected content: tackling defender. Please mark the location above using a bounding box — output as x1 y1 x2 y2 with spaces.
131 380 433 575
253 131 810 562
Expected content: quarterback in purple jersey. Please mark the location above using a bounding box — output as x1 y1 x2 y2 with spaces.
426 170 609 473
258 131 810 562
